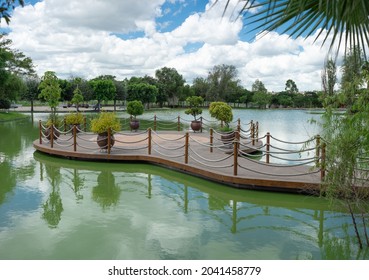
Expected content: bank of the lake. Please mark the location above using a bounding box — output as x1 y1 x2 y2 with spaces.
0 111 28 122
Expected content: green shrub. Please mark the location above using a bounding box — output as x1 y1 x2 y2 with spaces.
127 100 144 119
209 101 233 128
90 112 121 134
65 112 84 125
185 96 203 121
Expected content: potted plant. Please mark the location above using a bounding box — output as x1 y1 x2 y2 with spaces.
126 100 144 131
185 96 203 132
44 114 62 140
209 102 234 143
90 112 121 149
65 112 84 132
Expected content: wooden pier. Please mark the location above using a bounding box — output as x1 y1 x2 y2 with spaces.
33 121 324 193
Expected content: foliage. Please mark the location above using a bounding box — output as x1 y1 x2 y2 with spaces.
89 78 116 111
209 101 233 128
126 100 144 119
90 112 121 134
252 91 271 109
206 64 239 101
45 113 61 127
285 79 298 94
0 98 10 109
321 57 337 98
65 112 84 125
216 0 369 56
127 81 157 108
185 96 203 121
38 71 61 116
155 67 185 107
0 0 24 24
71 86 84 110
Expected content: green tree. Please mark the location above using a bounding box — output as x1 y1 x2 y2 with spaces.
251 79 267 93
89 78 116 112
285 79 298 94
206 64 238 101
38 71 61 118
22 77 40 113
155 67 185 107
71 86 84 112
321 58 337 98
192 77 209 100
127 82 157 109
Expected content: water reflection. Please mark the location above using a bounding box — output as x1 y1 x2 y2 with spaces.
27 152 368 260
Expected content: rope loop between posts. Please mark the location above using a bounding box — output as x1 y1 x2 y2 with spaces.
189 155 234 169
152 139 185 150
114 137 148 144
269 134 314 145
152 131 186 141
188 146 233 162
152 147 185 158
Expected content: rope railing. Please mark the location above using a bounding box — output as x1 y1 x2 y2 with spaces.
37 119 327 182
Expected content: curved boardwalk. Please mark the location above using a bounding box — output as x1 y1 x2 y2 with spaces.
33 125 324 193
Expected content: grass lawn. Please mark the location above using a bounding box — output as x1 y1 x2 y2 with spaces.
0 111 28 121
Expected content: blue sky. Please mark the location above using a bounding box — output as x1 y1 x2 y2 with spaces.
2 0 340 91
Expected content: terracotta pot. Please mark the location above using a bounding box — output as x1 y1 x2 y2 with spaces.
45 126 60 140
190 120 202 132
97 132 115 149
130 119 140 131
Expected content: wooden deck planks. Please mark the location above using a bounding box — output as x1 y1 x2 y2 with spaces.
33 130 322 193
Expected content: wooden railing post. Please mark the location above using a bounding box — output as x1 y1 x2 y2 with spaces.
107 128 111 154
50 125 54 148
210 128 213 153
251 123 255 146
148 128 152 155
237 118 241 133
321 142 326 180
200 116 203 133
256 121 259 139
316 135 320 166
73 125 77 152
154 115 157 131
233 131 239 176
177 116 181 131
84 117 87 132
266 132 270 164
185 132 189 164
39 120 42 144
64 117 67 132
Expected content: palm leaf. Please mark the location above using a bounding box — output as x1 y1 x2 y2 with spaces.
217 0 369 56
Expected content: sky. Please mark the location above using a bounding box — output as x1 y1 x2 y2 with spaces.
1 0 345 92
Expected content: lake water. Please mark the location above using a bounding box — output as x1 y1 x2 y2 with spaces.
0 109 367 260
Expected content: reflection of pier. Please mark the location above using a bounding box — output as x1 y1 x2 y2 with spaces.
34 153 356 259
34 121 324 193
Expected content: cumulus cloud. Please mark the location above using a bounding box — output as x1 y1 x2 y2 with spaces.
6 0 339 91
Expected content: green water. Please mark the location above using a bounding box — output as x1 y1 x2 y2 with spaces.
0 112 368 260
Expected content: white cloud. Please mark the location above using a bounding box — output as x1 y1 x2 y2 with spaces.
6 0 341 91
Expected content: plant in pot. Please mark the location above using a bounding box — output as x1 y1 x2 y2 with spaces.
65 112 84 132
127 100 144 131
185 96 204 132
209 102 234 144
90 112 121 150
45 113 62 140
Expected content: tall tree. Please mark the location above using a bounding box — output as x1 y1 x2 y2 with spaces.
89 77 116 112
206 64 238 101
285 79 298 94
38 71 61 119
155 67 185 107
192 77 209 99
321 57 337 98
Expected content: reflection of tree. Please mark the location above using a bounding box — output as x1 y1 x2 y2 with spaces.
42 164 63 228
321 224 369 259
0 162 16 205
69 169 85 200
208 194 229 211
92 171 121 209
